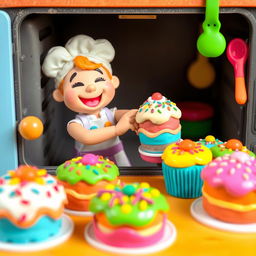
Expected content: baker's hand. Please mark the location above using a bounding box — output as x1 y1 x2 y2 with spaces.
115 109 138 136
129 109 139 132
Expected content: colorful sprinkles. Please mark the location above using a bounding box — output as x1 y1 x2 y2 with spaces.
96 183 160 214
137 94 181 119
202 152 256 197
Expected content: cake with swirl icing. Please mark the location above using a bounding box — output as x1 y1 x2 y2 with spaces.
89 182 169 248
56 153 119 212
162 139 212 198
135 92 182 163
0 165 67 243
201 152 256 223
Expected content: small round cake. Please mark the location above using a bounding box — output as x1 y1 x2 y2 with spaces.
197 135 223 148
201 152 256 224
0 165 67 243
136 92 182 163
89 182 169 248
211 139 255 159
162 139 212 198
56 154 119 212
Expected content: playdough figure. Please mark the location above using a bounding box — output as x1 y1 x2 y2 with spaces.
42 35 137 166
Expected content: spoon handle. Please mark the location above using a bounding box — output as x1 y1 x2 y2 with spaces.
235 77 247 104
205 0 220 23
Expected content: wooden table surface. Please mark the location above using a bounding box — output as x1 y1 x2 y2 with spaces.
1 175 256 256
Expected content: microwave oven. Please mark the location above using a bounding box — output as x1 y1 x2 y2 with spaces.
1 1 256 175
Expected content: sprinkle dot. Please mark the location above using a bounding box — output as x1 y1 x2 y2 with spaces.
143 192 152 199
229 168 236 175
151 188 160 197
122 196 129 203
245 167 252 173
9 191 16 197
31 188 39 194
216 168 223 175
243 173 249 180
101 193 111 201
121 204 132 214
140 182 150 189
139 200 148 211
93 169 99 175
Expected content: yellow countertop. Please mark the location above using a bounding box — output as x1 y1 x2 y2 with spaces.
1 175 256 256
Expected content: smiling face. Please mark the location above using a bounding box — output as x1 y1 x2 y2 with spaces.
53 65 119 115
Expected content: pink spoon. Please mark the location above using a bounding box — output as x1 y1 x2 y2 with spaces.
226 38 248 105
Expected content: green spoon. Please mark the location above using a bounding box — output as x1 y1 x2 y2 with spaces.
197 0 226 57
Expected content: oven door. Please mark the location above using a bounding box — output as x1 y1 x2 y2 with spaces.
0 10 18 174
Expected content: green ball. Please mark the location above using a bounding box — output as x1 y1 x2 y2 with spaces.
197 31 226 58
122 185 136 196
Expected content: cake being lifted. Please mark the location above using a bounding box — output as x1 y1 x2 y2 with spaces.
135 92 182 163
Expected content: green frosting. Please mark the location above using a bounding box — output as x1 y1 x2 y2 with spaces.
211 145 255 158
56 155 119 185
89 183 169 227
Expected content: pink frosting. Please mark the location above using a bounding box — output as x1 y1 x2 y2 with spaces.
80 154 99 165
93 215 166 248
201 152 256 197
139 117 180 133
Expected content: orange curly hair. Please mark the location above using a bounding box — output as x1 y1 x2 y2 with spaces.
58 56 112 94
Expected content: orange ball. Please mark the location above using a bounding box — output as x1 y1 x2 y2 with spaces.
15 165 37 182
179 139 196 151
225 139 243 150
18 116 44 140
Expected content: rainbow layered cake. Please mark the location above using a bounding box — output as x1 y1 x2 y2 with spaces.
89 182 169 248
201 152 256 224
56 154 119 212
0 165 66 243
211 139 255 159
136 92 182 163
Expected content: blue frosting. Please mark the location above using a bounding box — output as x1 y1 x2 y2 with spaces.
196 139 223 149
139 132 181 145
0 216 62 244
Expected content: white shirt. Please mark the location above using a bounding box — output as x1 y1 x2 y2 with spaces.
68 107 121 152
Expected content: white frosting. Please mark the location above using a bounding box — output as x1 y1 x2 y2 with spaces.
0 174 66 223
135 95 181 125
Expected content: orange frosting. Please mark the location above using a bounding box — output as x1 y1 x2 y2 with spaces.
203 182 256 205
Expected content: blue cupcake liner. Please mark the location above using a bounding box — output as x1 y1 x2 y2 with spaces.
162 163 204 198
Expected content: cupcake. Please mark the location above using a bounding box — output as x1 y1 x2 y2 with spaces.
201 152 256 224
56 153 119 212
89 182 169 248
0 165 67 243
135 92 182 163
197 135 223 148
211 139 255 159
162 139 212 198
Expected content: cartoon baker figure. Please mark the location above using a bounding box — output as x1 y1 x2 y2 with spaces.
42 35 137 166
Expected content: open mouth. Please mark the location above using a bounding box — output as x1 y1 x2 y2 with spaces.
79 95 102 107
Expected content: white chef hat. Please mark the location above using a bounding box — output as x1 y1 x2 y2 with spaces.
42 35 115 87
